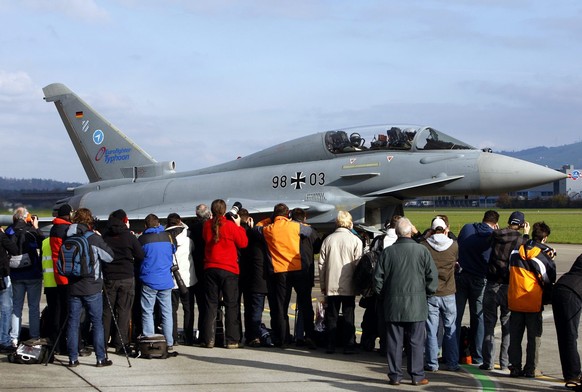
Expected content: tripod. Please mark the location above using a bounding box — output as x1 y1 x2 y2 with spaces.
103 289 132 367
44 314 67 366
44 291 132 367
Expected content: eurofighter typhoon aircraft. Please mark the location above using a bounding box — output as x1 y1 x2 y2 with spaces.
41 83 565 230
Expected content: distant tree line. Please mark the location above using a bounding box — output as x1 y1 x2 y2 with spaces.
0 177 81 192
496 193 582 209
0 177 81 211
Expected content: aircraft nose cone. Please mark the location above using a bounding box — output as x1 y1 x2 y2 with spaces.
478 153 566 194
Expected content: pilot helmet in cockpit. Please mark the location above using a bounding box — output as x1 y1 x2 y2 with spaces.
349 132 364 148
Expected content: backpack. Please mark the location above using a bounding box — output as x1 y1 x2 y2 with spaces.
6 227 38 269
57 232 95 277
353 234 385 297
8 338 53 364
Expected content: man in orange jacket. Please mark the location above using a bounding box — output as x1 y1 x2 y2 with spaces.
256 203 315 348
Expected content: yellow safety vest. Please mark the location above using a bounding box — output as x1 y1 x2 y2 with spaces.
42 238 56 288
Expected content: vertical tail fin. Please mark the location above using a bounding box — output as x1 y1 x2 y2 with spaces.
43 83 173 183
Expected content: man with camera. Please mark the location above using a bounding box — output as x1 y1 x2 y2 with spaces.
189 204 212 340
102 209 144 355
165 213 196 346
480 211 530 371
256 203 316 348
138 214 176 350
199 200 248 349
0 226 19 352
507 221 556 378
65 208 114 367
6 207 44 347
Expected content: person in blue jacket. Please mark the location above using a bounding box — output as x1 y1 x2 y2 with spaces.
138 214 175 349
455 210 499 365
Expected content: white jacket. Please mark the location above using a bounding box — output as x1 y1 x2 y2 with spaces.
166 223 197 288
319 227 363 296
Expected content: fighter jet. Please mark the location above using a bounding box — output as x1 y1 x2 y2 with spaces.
41 83 566 229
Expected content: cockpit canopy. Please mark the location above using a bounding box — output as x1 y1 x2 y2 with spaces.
325 125 475 154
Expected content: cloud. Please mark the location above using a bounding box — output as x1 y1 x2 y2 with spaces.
0 71 36 97
11 0 110 22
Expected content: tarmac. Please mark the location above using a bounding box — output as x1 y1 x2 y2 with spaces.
1 243 581 391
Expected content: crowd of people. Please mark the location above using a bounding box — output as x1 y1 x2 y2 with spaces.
0 203 580 388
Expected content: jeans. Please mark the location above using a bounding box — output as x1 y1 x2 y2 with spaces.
11 278 42 341
426 294 459 370
243 292 266 342
141 284 173 346
482 282 510 369
508 311 542 373
0 276 13 346
68 292 106 362
455 271 486 363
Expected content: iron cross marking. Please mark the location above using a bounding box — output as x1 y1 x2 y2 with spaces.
291 171 306 190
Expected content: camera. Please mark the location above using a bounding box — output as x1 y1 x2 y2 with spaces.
544 247 557 259
171 264 188 295
226 201 242 221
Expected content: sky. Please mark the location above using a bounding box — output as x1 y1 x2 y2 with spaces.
1 0 581 183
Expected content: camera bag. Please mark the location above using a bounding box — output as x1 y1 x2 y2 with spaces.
8 338 53 364
136 334 168 359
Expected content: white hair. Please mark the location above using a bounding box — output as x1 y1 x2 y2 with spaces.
396 217 413 237
13 206 28 222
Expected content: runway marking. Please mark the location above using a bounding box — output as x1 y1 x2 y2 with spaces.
464 364 498 391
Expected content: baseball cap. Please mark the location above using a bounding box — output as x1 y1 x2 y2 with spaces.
57 204 73 217
431 217 447 231
508 211 525 226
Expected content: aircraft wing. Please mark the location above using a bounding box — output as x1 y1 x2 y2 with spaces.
234 199 336 215
364 174 465 197
120 199 337 222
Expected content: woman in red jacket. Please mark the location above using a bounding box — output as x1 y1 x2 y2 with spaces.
199 199 248 349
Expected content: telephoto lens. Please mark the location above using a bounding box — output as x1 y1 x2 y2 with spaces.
171 265 189 295
226 201 242 221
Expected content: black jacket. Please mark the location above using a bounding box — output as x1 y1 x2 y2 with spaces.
487 228 528 284
102 217 144 280
298 223 321 287
6 220 44 281
555 253 582 298
0 230 19 277
239 223 268 294
189 218 206 282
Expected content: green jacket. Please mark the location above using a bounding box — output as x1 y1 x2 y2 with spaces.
374 237 438 322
